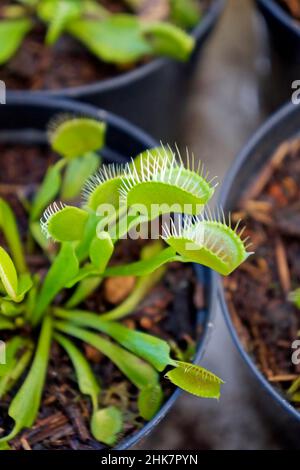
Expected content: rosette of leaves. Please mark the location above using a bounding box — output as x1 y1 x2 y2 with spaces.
0 114 252 449
0 0 203 67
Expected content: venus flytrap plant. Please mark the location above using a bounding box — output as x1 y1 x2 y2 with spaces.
0 114 251 448
0 0 200 69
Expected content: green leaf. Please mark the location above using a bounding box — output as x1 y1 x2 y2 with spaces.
0 316 52 444
54 309 173 371
75 212 100 262
0 337 28 377
43 205 89 242
0 247 19 302
0 317 15 330
170 0 201 29
68 14 152 64
65 263 99 288
0 19 32 65
38 0 82 45
89 232 114 272
49 117 106 159
16 273 33 302
0 337 33 399
288 377 300 402
54 332 100 410
138 383 163 421
0 198 27 273
0 442 11 450
0 300 23 317
65 276 102 309
34 243 79 325
61 152 100 201
30 160 65 221
91 406 123 446
165 361 224 399
141 21 195 61
24 275 39 323
54 321 159 389
104 247 180 277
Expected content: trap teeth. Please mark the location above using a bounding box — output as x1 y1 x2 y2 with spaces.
119 145 216 210
40 201 66 239
162 213 252 276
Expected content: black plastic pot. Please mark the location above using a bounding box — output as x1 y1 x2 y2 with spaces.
0 94 214 450
8 0 225 141
218 102 300 447
256 0 300 112
256 0 300 61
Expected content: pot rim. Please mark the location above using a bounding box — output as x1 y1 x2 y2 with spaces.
1 94 214 449
218 101 300 423
257 0 300 37
6 0 225 98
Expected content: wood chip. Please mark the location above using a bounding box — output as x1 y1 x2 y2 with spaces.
83 343 103 363
268 374 299 382
104 275 136 304
241 140 294 203
275 236 291 294
20 437 31 451
66 405 90 442
140 317 153 330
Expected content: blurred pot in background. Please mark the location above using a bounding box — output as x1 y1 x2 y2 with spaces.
0 0 225 140
219 102 300 449
256 0 300 110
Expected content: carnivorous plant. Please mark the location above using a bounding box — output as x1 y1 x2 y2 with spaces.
0 0 203 67
0 115 252 448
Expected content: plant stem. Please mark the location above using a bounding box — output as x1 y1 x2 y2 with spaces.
0 343 33 399
56 264 165 321
65 276 102 309
104 246 179 277
54 321 158 389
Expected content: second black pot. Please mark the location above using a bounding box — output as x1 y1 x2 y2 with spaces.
256 0 300 61
7 0 225 142
218 102 300 448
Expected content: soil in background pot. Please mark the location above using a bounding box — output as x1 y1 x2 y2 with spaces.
224 136 300 414
0 143 204 450
0 0 210 92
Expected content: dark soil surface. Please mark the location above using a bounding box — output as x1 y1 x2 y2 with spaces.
224 137 300 413
0 143 205 449
0 0 208 91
